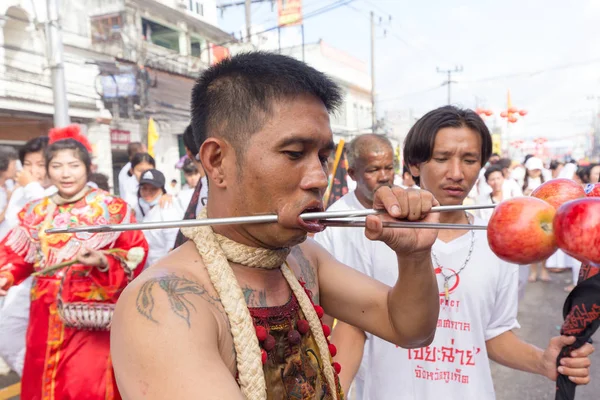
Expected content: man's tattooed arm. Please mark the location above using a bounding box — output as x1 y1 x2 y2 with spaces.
136 274 223 328
291 246 319 304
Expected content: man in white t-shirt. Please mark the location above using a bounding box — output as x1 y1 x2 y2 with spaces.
118 142 146 200
323 106 594 400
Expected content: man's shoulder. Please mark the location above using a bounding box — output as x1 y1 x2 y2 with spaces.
115 263 222 334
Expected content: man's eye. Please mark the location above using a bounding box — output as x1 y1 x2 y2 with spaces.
284 151 303 160
465 160 478 165
319 156 329 165
434 158 447 163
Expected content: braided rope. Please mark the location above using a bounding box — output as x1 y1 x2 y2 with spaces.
182 210 266 399
215 233 289 269
182 209 339 399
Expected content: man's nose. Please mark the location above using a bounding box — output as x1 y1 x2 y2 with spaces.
300 158 329 192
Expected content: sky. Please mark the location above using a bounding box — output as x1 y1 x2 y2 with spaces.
216 0 600 143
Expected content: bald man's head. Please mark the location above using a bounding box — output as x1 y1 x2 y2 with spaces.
347 134 394 169
346 134 395 208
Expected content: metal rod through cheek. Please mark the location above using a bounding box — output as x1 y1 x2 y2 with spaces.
44 203 495 234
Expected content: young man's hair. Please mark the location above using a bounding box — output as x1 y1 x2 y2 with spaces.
403 105 492 184
0 145 18 172
19 136 49 164
402 164 411 176
127 142 145 159
190 51 342 159
346 134 393 169
484 165 504 181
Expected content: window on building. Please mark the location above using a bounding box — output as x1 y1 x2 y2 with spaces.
141 18 180 53
190 36 203 58
188 1 204 16
90 14 123 43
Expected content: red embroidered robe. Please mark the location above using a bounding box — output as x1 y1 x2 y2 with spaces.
0 188 148 400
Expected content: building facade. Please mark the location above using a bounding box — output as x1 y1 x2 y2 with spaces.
0 0 234 193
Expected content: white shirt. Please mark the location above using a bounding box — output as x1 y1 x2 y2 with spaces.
317 191 520 400
176 176 208 216
0 183 57 241
118 162 139 203
134 201 184 268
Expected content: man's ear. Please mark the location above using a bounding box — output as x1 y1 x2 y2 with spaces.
199 138 230 189
347 167 357 182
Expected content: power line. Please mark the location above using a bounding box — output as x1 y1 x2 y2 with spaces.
377 84 443 103
464 58 600 84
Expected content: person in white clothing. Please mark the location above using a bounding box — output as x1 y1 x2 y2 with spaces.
394 165 420 189
314 133 395 397
118 142 146 199
134 169 183 267
0 146 18 217
475 152 500 197
326 105 594 400
125 152 156 209
0 137 55 376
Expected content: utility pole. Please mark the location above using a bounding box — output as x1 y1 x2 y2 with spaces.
437 65 463 105
370 11 376 133
245 0 252 42
46 0 70 127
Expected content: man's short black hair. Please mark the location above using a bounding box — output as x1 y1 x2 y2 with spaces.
19 136 49 164
0 145 18 172
182 157 198 175
190 51 342 157
183 125 200 157
484 165 504 181
403 105 492 184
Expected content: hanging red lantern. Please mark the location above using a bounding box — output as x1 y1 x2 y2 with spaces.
485 110 493 116
475 107 483 114
508 116 518 123
500 111 508 118
519 109 528 116
508 106 519 113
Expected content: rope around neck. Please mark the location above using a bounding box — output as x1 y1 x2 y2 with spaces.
182 209 338 399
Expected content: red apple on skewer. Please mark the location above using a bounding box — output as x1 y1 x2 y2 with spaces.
531 179 586 210
584 183 600 197
488 197 557 264
554 198 600 264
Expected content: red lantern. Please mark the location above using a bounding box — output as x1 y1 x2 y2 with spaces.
508 116 518 123
500 111 508 118
475 107 483 114
485 110 493 116
519 109 527 116
508 106 518 113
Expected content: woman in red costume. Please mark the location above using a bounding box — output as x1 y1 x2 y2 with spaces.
0 125 148 400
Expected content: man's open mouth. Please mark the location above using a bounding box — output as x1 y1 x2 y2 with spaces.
296 205 325 233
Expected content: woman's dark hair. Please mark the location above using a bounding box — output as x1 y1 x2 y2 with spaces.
45 139 92 175
549 160 564 171
403 105 492 185
576 166 590 184
131 153 156 171
484 165 504 182
19 136 49 164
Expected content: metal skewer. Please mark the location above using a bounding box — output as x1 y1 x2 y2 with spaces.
45 203 495 234
322 219 487 231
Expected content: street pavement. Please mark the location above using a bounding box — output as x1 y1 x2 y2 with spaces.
0 270 598 400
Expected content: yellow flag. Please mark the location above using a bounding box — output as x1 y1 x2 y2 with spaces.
147 118 159 157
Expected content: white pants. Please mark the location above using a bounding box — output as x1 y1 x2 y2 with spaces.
0 276 32 376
